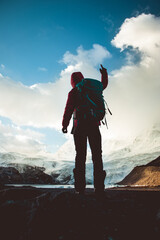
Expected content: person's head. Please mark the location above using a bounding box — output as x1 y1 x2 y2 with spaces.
71 72 84 88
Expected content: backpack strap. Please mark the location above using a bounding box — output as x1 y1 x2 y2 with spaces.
101 100 112 129
86 94 97 108
104 100 112 115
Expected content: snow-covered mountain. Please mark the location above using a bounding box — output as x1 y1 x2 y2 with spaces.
0 124 160 186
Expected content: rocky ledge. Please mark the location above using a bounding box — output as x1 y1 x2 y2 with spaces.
0 186 160 240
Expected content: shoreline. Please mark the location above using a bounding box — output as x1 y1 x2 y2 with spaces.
3 183 160 191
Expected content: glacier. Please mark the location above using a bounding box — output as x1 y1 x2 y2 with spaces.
0 124 160 187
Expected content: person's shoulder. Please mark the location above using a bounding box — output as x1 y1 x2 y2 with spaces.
69 87 78 96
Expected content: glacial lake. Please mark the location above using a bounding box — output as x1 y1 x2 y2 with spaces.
5 184 118 189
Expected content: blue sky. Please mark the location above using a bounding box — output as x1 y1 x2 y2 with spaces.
0 0 160 156
1 0 159 85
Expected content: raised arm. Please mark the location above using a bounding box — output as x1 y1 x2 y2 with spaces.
100 64 108 90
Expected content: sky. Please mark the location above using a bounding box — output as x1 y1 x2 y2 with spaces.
0 0 160 157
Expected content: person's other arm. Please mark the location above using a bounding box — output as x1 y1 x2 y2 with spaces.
62 89 76 133
100 64 108 90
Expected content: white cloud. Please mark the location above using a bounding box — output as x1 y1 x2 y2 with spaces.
0 121 46 155
38 67 48 72
105 13 160 139
111 14 160 58
1 64 5 69
62 44 111 67
0 44 110 130
100 15 114 32
0 76 63 129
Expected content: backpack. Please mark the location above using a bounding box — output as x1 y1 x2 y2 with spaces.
74 78 111 124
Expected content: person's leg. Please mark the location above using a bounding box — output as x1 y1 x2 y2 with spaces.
88 126 106 192
73 130 87 193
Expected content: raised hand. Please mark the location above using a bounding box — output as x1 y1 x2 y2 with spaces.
100 64 107 74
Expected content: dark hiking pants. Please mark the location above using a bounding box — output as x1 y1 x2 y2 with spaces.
73 124 106 192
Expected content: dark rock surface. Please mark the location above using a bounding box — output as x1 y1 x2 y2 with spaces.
0 186 160 240
20 165 53 184
118 156 160 186
146 155 160 166
50 172 72 184
0 167 23 184
0 165 54 184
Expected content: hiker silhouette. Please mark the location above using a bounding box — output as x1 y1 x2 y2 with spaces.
62 65 108 194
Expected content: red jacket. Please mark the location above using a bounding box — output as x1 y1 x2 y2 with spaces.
62 71 108 129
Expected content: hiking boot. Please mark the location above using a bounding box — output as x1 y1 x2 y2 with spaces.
94 170 106 193
95 189 105 199
73 168 86 193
